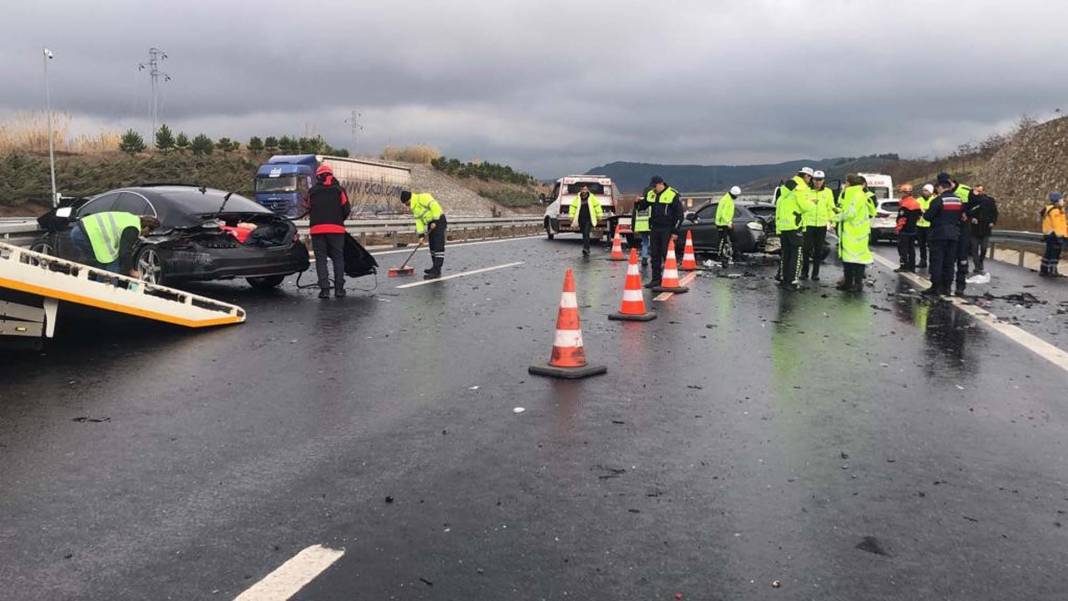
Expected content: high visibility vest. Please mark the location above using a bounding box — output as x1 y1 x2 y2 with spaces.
80 211 141 264
953 184 972 204
568 193 603 227
775 176 811 233
645 187 679 204
916 194 932 228
837 185 874 265
1043 205 1067 237
715 193 735 227
633 205 651 232
410 193 443 234
804 187 835 228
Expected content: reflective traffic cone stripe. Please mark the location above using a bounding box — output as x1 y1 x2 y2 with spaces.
548 268 588 368
609 231 625 261
661 246 683 287
619 249 649 314
680 230 698 271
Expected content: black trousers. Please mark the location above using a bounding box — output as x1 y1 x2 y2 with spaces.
579 220 592 251
971 234 989 272
428 216 447 272
717 225 734 267
928 238 956 293
649 229 672 284
842 262 866 291
897 233 917 270
779 230 803 284
312 233 345 291
916 228 929 266
955 228 971 293
1042 236 1063 275
801 226 826 278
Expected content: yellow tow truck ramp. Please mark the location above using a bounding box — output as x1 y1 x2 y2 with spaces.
0 241 245 342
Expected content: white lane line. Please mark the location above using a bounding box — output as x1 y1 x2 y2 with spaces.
372 235 542 257
871 253 1068 373
233 544 344 601
653 271 699 302
395 261 525 289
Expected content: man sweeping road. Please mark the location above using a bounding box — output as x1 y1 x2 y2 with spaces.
400 190 447 279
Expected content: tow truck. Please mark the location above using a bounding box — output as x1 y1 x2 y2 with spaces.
542 175 623 241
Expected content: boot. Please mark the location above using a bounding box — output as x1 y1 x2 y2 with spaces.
335 287 347 298
424 256 443 279
318 288 331 299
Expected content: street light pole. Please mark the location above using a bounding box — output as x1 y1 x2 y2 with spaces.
43 47 58 207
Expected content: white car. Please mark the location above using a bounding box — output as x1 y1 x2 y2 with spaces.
870 199 899 243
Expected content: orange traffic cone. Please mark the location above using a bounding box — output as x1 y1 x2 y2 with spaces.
680 230 698 271
653 244 690 294
608 230 625 261
609 248 657 321
529 268 608 379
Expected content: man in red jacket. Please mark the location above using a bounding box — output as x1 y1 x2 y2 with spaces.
895 184 923 272
306 164 351 298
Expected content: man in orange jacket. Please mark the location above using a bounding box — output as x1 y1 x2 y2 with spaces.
895 184 923 273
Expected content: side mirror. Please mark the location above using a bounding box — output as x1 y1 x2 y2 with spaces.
539 193 549 204
55 207 73 219
685 211 697 222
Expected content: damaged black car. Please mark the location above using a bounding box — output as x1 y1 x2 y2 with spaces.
32 185 310 289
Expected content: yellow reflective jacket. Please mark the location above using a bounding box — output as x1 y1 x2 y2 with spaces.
410 193 444 234
568 193 603 227
837 185 875 265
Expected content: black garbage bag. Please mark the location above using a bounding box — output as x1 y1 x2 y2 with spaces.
343 233 378 277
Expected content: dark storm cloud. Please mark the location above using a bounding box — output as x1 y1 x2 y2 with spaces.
3 0 1067 176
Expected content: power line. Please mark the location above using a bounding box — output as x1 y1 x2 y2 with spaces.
138 47 171 135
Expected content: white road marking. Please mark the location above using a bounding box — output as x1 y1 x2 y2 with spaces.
653 271 698 302
394 261 525 289
233 544 344 601
372 235 542 257
871 253 1068 373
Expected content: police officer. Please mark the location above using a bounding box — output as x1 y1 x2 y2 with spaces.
643 176 684 289
922 179 965 296
801 171 834 280
307 164 351 298
631 189 652 266
400 190 447 279
775 167 815 288
715 186 740 268
71 211 159 276
937 172 974 294
915 183 934 269
569 184 603 255
835 174 875 292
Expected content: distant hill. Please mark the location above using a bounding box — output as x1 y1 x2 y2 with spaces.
586 155 920 193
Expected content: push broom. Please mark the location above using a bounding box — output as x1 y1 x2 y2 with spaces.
388 239 423 277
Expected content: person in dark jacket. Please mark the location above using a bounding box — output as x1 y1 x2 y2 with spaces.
921 180 965 296
937 172 974 294
894 184 923 272
306 164 351 298
966 185 998 275
643 175 684 288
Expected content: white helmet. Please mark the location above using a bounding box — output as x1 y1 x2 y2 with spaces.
922 184 935 194
729 186 741 196
812 170 826 179
800 167 816 177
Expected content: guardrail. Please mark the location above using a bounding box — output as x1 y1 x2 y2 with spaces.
0 216 547 248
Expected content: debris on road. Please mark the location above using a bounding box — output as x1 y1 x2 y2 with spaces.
71 416 110 423
513 407 525 414
856 536 891 556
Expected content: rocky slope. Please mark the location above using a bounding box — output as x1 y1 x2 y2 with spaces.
977 116 1068 230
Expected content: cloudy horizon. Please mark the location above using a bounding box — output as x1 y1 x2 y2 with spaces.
3 0 1066 177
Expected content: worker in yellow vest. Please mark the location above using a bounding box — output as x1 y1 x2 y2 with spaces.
800 171 835 280
568 185 604 255
915 183 934 269
400 191 447 279
70 211 159 275
630 188 652 266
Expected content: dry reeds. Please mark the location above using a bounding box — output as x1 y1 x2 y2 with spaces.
0 112 122 156
381 144 441 165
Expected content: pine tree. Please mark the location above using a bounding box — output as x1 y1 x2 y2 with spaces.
264 136 279 153
175 132 190 152
278 136 297 154
119 129 146 154
216 137 234 152
191 134 214 156
154 124 175 152
248 136 264 154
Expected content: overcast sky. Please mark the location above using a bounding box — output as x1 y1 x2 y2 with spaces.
3 0 1066 177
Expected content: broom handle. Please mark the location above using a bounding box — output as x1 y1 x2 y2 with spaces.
401 239 424 268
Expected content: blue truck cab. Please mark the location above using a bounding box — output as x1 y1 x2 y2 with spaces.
254 155 319 218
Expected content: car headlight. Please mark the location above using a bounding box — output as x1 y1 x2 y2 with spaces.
746 221 764 231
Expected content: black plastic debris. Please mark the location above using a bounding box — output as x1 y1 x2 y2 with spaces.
856 536 891 556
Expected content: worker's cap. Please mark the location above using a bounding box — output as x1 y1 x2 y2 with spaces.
898 184 913 193
1050 192 1063 202
922 184 934 194
800 167 815 177
649 175 665 185
399 190 412 203
315 164 333 176
812 170 826 179
936 172 953 185
729 185 742 196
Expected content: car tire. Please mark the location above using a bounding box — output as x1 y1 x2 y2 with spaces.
247 275 286 290
544 217 555 240
134 246 167 286
30 236 55 256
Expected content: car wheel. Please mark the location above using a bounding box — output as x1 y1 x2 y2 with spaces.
135 246 166 285
247 275 286 290
544 217 555 240
30 237 54 256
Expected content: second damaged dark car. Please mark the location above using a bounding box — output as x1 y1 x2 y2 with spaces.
33 185 310 289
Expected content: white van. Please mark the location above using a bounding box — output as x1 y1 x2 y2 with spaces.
857 173 898 243
542 175 621 240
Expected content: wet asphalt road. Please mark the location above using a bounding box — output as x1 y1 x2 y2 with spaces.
2 236 1067 601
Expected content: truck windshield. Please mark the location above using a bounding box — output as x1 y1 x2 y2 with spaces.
565 183 606 195
868 187 891 200
255 175 298 193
